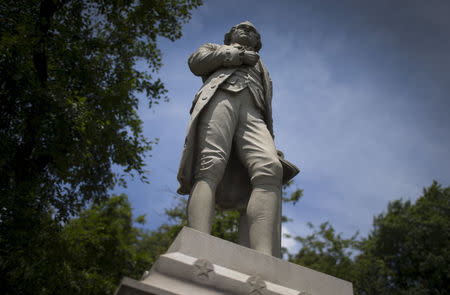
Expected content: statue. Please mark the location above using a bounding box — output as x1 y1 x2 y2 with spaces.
177 21 299 257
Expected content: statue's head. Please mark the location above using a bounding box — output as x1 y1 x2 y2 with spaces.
224 21 262 52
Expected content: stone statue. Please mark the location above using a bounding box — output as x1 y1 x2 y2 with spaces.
177 21 299 257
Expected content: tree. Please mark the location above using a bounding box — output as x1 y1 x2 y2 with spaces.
354 181 450 295
59 194 152 295
287 222 359 283
284 182 450 295
0 0 203 221
0 0 202 293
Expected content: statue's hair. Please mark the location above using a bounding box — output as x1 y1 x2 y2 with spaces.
224 26 262 52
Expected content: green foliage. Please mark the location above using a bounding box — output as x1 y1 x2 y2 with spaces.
0 0 201 293
287 222 359 282
211 209 240 243
136 197 188 265
0 210 68 294
59 194 153 294
282 180 304 206
354 181 450 295
285 182 450 295
282 188 304 205
0 0 202 220
0 194 154 294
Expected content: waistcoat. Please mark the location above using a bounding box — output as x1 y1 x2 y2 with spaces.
220 62 266 112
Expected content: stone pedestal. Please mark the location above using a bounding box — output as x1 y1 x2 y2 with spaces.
115 227 353 295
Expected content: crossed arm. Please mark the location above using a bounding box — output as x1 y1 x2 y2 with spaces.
188 43 260 77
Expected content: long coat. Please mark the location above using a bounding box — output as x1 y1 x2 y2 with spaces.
177 43 295 210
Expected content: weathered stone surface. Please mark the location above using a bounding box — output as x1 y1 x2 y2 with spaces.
115 227 353 295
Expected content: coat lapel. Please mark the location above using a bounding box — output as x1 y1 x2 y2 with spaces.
258 60 274 137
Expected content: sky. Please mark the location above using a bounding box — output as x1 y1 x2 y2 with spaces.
113 0 450 253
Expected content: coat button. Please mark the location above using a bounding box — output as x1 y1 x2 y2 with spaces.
202 96 208 100
219 74 225 78
210 84 216 89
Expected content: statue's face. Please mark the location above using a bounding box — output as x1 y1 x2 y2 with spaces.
230 24 259 49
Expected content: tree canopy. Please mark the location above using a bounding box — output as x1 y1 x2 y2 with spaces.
54 194 152 294
285 181 450 295
354 181 450 295
287 221 359 282
0 1 202 293
1 0 202 220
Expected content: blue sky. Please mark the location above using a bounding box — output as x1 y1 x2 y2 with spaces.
113 0 450 253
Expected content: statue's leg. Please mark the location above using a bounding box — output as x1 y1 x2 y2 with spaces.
188 180 216 233
239 200 280 253
246 185 281 256
188 90 240 234
238 211 250 247
234 89 283 257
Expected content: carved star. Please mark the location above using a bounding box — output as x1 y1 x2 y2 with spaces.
194 258 214 280
247 275 266 295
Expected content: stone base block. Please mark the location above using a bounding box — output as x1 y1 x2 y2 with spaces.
115 227 353 295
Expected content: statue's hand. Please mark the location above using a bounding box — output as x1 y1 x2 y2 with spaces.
242 50 260 66
220 45 244 67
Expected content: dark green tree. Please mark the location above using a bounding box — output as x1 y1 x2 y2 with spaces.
354 181 450 295
284 182 450 295
287 222 359 282
0 0 201 293
59 194 152 295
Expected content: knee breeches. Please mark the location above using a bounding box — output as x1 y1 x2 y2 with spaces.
195 88 282 189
